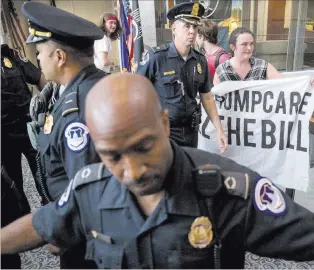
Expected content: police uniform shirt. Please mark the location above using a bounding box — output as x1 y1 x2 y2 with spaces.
137 42 213 121
33 142 314 268
38 65 106 201
1 49 41 132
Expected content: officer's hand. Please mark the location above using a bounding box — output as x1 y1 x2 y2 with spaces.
47 243 61 256
311 78 314 87
217 130 227 153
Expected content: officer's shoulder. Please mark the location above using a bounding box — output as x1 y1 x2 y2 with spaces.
15 51 30 64
150 43 169 54
72 163 112 190
183 147 253 200
192 47 205 57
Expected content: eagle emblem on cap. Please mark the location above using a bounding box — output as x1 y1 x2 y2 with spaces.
188 216 213 248
3 58 12 68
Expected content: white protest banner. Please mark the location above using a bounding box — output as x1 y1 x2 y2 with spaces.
198 73 314 191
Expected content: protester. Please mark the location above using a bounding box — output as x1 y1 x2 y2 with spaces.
196 19 230 79
94 12 122 73
214 27 283 84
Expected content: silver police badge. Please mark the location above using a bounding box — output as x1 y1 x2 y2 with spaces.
64 122 90 152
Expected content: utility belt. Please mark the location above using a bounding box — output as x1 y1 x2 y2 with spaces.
170 104 202 131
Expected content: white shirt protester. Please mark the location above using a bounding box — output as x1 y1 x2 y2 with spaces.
94 34 112 73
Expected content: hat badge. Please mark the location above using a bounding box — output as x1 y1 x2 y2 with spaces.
3 58 12 68
188 216 213 248
191 3 200 16
197 63 202 74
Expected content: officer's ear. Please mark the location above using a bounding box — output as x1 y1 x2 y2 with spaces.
161 109 170 137
55 48 67 68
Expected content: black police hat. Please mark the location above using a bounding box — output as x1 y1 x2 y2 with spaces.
22 2 104 49
167 2 205 26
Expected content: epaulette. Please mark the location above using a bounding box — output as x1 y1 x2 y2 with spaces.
222 171 250 200
72 163 112 190
151 44 169 53
62 91 79 117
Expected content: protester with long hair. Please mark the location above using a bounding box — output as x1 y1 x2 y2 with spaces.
213 27 283 84
94 12 122 73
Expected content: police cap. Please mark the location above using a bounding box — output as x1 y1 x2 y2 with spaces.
167 2 205 26
22 2 104 49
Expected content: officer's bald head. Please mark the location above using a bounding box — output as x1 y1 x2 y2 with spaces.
86 73 165 140
86 73 172 196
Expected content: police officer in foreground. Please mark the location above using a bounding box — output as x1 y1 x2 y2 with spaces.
20 1 107 268
137 2 227 151
2 73 314 269
1 43 47 211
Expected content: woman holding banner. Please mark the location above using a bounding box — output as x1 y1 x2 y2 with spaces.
94 12 122 73
213 27 283 84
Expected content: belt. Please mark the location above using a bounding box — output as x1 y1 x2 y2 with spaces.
170 117 190 127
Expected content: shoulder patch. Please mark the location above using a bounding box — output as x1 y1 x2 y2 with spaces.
140 50 149 66
151 44 169 53
64 121 90 152
62 92 79 117
222 171 250 200
18 52 29 62
72 163 112 190
253 178 286 216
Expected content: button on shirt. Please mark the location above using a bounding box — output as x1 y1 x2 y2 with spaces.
137 42 212 121
33 142 314 268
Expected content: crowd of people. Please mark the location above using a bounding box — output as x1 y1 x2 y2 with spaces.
1 1 314 269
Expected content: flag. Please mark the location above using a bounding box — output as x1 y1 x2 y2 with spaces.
119 0 131 72
130 0 144 72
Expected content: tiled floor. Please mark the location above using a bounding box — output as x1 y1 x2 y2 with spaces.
20 157 314 269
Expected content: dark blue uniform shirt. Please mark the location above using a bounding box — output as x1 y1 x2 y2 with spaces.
137 42 212 121
33 142 314 268
38 65 106 200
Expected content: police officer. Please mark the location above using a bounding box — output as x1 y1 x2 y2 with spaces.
137 2 227 151
21 2 107 268
2 73 314 269
1 43 47 212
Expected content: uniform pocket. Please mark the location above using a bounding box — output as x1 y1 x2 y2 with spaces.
167 247 214 269
161 75 183 98
85 238 124 269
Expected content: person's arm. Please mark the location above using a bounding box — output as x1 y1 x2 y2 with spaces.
200 63 227 152
99 51 114 67
136 50 155 81
266 63 284 80
1 214 44 254
17 55 46 90
95 36 114 69
38 73 47 90
244 178 314 260
213 72 221 85
200 92 227 153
